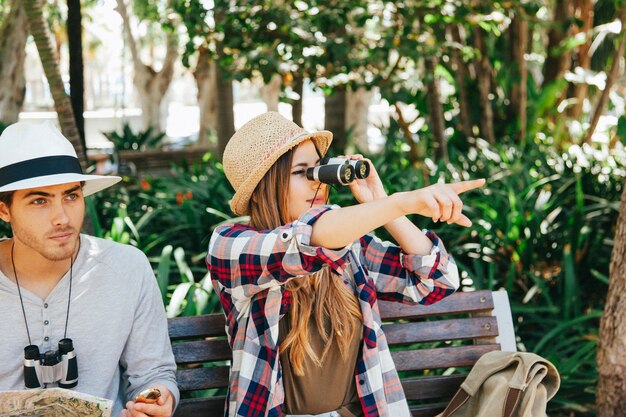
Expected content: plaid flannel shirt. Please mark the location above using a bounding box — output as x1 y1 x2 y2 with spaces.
207 205 460 417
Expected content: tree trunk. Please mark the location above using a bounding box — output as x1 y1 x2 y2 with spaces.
345 86 372 152
67 0 85 149
424 57 448 162
472 26 495 143
292 74 303 126
583 6 626 144
543 0 574 86
214 61 234 159
24 0 87 169
393 103 420 164
193 46 217 149
597 182 626 417
0 0 27 124
509 14 528 143
262 74 281 112
569 0 594 120
325 86 347 153
448 24 473 139
116 0 178 132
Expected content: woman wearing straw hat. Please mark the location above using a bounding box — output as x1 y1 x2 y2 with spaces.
207 112 485 417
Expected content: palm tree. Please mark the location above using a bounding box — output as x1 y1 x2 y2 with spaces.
67 0 86 148
0 0 28 124
23 0 87 169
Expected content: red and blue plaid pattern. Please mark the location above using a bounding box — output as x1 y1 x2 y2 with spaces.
207 205 459 417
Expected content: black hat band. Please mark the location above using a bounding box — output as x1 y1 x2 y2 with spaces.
0 155 83 188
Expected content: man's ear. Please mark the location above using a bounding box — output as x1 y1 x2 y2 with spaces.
0 202 11 223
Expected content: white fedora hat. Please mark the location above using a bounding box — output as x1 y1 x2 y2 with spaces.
0 121 121 196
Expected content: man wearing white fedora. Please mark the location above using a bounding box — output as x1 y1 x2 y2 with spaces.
0 121 179 417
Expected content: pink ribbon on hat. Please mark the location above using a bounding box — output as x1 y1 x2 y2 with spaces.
262 127 308 163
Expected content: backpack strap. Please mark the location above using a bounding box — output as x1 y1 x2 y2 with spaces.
440 389 470 417
503 388 522 417
440 386 522 417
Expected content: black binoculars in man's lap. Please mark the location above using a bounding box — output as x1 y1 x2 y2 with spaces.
24 338 78 388
306 157 370 185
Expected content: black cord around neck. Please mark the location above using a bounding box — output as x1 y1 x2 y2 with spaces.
309 182 333 210
11 239 78 345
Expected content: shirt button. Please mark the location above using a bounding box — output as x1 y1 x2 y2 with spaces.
43 303 48 309
359 379 365 385
44 336 49 342
44 320 49 325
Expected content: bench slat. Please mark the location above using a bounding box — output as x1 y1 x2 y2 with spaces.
168 315 226 340
172 339 231 364
392 344 500 371
168 290 514 417
410 403 447 417
384 316 498 345
174 397 226 417
379 290 494 320
176 366 230 391
401 374 465 401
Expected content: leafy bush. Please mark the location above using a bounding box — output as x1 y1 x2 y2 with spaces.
89 154 238 315
326 130 624 415
103 123 166 151
89 131 625 416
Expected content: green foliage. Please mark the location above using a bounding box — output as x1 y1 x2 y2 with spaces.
617 116 626 145
89 128 625 415
103 124 166 151
100 2 626 412
324 127 624 415
89 154 237 315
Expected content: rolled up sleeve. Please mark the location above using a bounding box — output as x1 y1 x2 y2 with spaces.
359 230 459 305
207 205 350 301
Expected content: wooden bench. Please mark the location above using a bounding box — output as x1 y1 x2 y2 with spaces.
117 148 211 176
168 289 516 417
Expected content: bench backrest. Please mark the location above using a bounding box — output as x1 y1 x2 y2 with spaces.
168 290 515 417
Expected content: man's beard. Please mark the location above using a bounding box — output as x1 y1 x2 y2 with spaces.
12 226 79 262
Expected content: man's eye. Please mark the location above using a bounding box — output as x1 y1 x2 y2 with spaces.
32 198 46 205
66 193 79 201
291 170 306 176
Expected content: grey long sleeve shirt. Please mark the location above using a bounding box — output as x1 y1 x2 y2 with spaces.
0 235 179 416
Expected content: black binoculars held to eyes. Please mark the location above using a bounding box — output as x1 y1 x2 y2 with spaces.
24 338 78 389
306 157 370 185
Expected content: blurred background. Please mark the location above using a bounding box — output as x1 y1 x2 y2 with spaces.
2 1 626 415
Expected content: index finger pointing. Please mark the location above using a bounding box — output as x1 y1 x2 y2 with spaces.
448 179 486 194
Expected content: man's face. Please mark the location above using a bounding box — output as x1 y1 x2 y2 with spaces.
0 182 84 262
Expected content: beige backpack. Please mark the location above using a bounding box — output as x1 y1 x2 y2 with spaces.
437 351 560 417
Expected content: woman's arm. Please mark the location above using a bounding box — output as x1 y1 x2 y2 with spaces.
207 206 351 300
310 175 485 250
358 231 459 305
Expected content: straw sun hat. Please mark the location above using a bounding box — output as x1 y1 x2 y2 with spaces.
0 121 121 196
223 112 332 216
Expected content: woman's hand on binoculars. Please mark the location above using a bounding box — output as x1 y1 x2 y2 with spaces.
339 154 387 203
122 384 174 417
401 179 486 227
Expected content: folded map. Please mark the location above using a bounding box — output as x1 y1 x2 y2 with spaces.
0 388 112 417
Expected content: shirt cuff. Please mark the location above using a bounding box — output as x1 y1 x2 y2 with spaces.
285 205 351 275
400 230 448 279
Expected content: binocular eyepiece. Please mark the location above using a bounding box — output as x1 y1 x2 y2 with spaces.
305 157 370 185
24 338 78 389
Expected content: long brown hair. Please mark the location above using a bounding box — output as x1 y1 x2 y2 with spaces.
249 145 362 376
